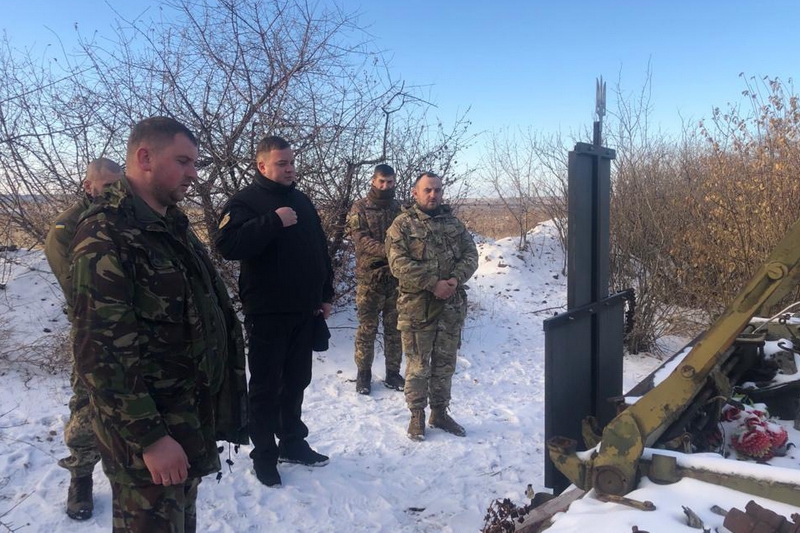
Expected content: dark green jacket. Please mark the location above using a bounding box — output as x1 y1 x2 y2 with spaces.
71 179 248 485
44 197 91 313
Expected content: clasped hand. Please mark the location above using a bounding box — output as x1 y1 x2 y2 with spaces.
432 278 457 300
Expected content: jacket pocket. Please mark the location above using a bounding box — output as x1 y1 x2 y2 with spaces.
130 247 194 378
397 291 443 330
406 229 428 261
132 248 187 324
444 224 463 260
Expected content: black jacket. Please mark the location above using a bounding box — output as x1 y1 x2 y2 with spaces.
214 172 334 315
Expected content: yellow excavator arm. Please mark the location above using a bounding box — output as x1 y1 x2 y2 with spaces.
548 215 800 498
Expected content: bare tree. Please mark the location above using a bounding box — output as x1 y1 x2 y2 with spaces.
482 130 539 251
0 0 473 298
478 128 568 270
604 67 695 352
0 34 122 246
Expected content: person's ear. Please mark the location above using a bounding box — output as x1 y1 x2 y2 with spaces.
136 146 152 171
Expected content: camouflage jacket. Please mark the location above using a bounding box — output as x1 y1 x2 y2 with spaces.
70 179 248 485
44 196 91 313
347 188 401 282
386 204 479 330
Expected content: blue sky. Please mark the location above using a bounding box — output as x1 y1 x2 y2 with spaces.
3 0 799 148
338 0 799 137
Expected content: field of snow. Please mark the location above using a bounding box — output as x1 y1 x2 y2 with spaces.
0 221 797 532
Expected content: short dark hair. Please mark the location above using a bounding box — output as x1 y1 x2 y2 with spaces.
86 157 122 180
126 117 197 160
373 164 395 179
413 171 440 186
256 136 291 157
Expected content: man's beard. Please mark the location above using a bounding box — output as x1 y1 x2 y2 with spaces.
416 202 441 216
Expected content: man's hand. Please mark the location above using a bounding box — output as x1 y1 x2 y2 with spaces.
432 278 457 300
320 302 332 319
142 435 189 486
276 207 298 227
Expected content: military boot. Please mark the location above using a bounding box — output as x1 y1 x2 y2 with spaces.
383 370 405 391
407 409 426 441
429 407 466 437
356 369 371 395
66 475 93 520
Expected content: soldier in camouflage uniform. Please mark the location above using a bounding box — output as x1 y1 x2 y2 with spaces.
70 117 248 532
44 157 122 520
347 164 403 395
386 172 478 441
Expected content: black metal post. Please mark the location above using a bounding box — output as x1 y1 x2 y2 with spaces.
544 78 625 494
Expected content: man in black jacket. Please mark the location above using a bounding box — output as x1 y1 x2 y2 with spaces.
215 136 333 488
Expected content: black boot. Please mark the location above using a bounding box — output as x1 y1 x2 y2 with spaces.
278 440 329 467
66 475 93 520
356 369 371 395
253 461 282 487
383 371 405 391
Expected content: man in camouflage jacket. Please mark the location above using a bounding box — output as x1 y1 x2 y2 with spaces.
386 172 479 441
44 157 122 520
346 164 403 395
71 117 248 532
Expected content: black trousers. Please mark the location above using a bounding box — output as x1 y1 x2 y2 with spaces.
245 313 314 464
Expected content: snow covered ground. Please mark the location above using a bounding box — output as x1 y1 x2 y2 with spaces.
0 221 798 532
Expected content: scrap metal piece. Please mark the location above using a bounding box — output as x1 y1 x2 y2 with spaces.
683 506 705 529
595 492 655 511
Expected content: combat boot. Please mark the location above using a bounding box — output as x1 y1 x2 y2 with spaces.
66 475 93 520
429 407 466 437
407 409 426 441
356 369 371 395
383 370 405 391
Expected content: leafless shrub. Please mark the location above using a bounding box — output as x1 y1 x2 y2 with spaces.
0 0 474 301
607 72 800 351
0 327 70 375
674 75 800 317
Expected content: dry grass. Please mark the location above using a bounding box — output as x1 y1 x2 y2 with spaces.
454 199 550 240
0 312 71 375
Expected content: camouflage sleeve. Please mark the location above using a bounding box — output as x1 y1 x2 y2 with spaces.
214 199 284 260
386 217 438 293
347 203 386 258
453 223 479 284
71 217 169 452
44 220 73 299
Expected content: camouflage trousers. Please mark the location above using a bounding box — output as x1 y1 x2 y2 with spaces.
401 290 467 410
110 477 200 533
58 363 101 478
354 275 402 374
